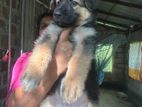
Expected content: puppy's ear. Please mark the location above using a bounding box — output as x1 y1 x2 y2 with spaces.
49 0 56 12
84 0 99 12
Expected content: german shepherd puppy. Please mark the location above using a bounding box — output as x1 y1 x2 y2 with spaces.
21 0 99 106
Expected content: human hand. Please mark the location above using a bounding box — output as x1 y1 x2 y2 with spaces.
40 27 73 91
54 27 73 76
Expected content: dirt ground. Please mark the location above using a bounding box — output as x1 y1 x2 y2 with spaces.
99 89 136 107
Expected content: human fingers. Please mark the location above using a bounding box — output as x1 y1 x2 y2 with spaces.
59 27 74 42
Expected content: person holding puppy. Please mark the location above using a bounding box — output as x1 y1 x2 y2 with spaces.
7 12 73 107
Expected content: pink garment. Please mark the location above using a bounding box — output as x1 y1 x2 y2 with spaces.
8 52 32 92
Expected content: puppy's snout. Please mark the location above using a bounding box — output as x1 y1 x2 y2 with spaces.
54 11 62 18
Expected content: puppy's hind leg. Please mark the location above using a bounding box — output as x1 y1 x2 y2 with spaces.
21 22 62 92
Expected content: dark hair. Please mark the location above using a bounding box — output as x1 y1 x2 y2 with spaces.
36 12 53 33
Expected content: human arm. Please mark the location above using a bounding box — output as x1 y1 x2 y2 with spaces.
7 59 58 107
7 28 73 107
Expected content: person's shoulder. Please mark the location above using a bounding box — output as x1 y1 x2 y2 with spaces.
21 52 32 57
16 52 32 63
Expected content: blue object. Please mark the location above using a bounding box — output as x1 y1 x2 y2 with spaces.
98 71 105 85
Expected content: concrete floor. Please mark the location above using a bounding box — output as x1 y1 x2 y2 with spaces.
99 89 136 107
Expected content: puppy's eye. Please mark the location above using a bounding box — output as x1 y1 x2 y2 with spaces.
56 0 61 5
71 0 79 7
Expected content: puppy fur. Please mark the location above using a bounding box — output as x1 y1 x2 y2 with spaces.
21 0 99 106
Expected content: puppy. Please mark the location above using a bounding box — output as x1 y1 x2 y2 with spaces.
21 0 99 106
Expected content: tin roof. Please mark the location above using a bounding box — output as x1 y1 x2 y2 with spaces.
96 0 142 32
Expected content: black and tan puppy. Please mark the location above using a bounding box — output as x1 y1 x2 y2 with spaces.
21 0 99 106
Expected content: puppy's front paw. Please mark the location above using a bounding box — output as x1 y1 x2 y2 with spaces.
60 77 84 104
21 72 41 92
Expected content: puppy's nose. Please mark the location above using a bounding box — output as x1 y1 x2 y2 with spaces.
54 11 61 18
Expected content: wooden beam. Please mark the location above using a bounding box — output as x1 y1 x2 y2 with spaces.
0 88 7 99
132 22 142 32
102 0 142 9
96 22 127 33
96 21 128 32
97 18 130 28
97 9 142 22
